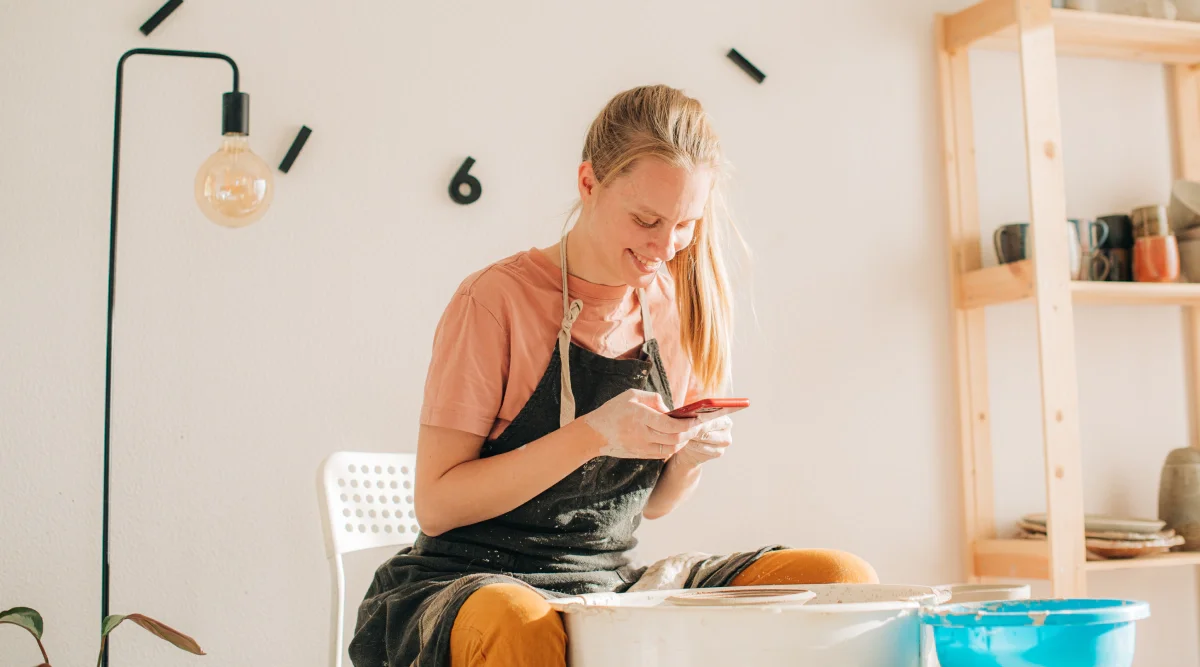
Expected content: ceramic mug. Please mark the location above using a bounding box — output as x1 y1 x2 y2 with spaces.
994 221 1081 277
1133 204 1171 238
1096 214 1134 250
1134 234 1181 282
1078 218 1109 253
994 223 1029 264
1101 247 1133 282
1083 251 1112 281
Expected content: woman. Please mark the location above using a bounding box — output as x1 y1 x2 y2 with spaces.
349 84 877 667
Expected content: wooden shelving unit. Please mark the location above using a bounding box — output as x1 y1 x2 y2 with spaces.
961 260 1200 308
937 0 1200 597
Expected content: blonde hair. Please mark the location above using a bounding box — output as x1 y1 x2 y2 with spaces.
566 84 746 395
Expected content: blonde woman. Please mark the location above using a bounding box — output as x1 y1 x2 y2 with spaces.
349 84 877 667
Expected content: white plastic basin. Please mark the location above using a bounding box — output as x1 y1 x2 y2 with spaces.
548 584 950 667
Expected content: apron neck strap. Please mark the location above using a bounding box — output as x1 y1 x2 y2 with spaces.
556 232 654 428
558 235 583 427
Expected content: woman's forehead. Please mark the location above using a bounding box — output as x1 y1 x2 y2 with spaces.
610 160 712 221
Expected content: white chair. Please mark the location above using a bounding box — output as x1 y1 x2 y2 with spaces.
319 451 419 667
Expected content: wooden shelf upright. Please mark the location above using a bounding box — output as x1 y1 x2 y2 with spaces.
936 0 1200 597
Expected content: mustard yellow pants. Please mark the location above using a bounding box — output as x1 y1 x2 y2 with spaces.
449 549 878 666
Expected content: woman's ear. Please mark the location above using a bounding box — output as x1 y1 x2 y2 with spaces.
577 161 598 200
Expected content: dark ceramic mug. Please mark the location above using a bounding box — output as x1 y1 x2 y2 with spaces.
1097 214 1134 250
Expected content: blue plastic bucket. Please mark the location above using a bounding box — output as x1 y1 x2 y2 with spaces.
920 598 1150 667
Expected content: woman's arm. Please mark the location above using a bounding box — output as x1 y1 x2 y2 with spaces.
642 415 734 519
642 457 704 520
414 420 603 536
415 389 704 535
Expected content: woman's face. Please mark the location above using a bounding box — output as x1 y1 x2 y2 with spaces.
577 157 712 288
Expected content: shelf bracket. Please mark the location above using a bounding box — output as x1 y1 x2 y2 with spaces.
943 0 1017 53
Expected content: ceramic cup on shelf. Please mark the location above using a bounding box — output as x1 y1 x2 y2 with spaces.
994 221 1081 278
994 223 1030 264
1096 214 1134 281
1133 204 1171 238
1100 248 1133 281
1159 448 1200 551
1083 251 1112 280
1096 214 1132 250
1134 234 1180 282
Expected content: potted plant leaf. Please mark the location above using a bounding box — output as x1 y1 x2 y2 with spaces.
0 606 204 667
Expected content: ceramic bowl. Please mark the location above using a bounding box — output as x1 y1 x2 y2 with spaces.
1169 179 1200 235
1178 237 1200 282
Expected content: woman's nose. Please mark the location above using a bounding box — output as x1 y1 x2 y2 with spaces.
652 228 677 261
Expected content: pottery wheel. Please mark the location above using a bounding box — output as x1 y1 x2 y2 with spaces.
663 587 815 607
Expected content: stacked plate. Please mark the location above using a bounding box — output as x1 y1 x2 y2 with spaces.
1017 513 1184 559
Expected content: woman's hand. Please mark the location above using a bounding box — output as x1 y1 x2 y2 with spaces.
642 414 730 519
671 415 733 468
580 388 705 460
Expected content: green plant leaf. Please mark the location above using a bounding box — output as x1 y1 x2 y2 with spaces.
0 607 44 639
100 615 123 637
101 614 204 655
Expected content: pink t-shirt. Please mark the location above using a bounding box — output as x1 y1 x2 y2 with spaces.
419 247 703 440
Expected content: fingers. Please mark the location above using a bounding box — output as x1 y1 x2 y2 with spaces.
694 410 733 426
644 425 696 448
673 441 725 466
692 416 733 443
640 407 701 435
627 389 668 411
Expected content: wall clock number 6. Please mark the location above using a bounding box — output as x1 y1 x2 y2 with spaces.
449 156 482 205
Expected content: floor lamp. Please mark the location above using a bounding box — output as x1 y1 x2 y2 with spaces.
102 47 274 667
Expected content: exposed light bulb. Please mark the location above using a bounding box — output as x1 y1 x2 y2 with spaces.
194 133 274 228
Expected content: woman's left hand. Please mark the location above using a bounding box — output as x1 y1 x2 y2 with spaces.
671 415 733 468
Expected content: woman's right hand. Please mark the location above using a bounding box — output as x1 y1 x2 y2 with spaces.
580 389 705 460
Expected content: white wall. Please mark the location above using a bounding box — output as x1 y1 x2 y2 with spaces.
1 0 1195 665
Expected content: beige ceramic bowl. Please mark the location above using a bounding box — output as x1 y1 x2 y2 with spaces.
1180 237 1200 282
1169 180 1200 235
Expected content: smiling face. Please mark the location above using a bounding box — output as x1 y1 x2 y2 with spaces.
576 157 714 288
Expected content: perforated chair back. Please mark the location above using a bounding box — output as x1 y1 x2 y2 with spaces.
319 451 419 667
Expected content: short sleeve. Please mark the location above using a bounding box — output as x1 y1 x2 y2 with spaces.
419 293 509 438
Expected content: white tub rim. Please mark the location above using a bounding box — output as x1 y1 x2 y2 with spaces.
548 582 947 616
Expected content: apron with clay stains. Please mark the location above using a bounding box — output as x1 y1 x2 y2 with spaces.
349 233 782 667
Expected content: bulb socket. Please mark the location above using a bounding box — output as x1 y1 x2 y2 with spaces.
222 91 250 135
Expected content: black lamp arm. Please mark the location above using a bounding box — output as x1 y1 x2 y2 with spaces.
102 47 241 667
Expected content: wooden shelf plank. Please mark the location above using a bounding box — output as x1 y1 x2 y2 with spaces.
959 261 1036 308
1071 279 1200 305
1086 551 1200 571
975 539 1200 578
975 539 1052 579
959 260 1200 308
941 3 1200 63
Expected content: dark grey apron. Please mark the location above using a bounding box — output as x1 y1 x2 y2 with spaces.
349 236 781 667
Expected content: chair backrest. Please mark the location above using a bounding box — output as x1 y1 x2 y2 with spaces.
319 451 420 557
320 451 420 667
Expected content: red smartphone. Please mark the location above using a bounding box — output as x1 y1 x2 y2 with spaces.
666 397 750 419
